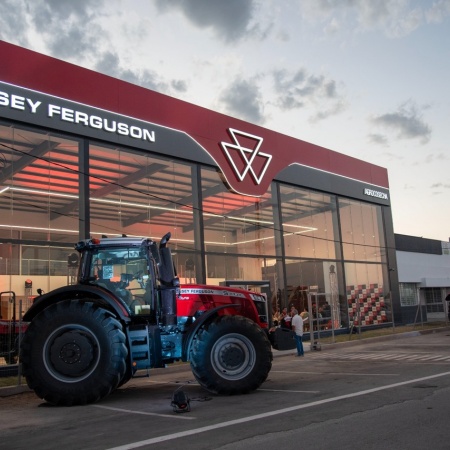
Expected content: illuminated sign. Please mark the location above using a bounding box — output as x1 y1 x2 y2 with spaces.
47 104 155 141
364 188 388 200
220 128 272 185
0 86 156 144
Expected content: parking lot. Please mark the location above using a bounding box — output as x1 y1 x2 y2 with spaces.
2 329 450 450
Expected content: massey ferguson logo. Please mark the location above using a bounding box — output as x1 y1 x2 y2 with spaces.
220 128 272 185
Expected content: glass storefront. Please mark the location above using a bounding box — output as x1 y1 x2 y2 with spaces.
0 123 80 303
0 120 393 330
201 166 276 284
339 198 392 326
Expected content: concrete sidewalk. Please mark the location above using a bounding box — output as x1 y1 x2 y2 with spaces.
272 324 450 357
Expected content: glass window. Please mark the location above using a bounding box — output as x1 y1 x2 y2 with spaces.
284 259 347 328
339 198 386 263
200 167 276 258
88 246 152 315
88 143 195 246
424 287 443 313
21 246 72 276
399 283 418 307
339 198 390 327
0 243 19 276
88 143 199 283
199 168 278 293
442 242 450 256
0 123 80 242
280 185 339 260
0 122 80 297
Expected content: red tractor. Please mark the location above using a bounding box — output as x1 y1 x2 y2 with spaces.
20 233 281 406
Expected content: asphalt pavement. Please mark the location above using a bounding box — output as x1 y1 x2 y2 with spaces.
1 324 446 398
2 326 450 450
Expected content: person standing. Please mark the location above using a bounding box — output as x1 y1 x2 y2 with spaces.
280 307 292 329
291 308 304 356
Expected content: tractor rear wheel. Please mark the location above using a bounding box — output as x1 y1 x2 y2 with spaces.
189 315 272 395
20 300 127 406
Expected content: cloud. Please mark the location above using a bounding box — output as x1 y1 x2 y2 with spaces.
272 69 307 109
0 0 30 46
300 0 427 38
430 180 450 195
425 0 450 23
0 1 189 97
311 101 346 122
276 29 290 42
272 68 346 121
368 133 389 146
0 0 108 62
27 0 105 59
382 151 404 161
154 0 258 42
0 3 108 91
219 77 265 123
94 51 174 93
171 79 188 93
423 152 448 164
371 100 431 143
431 182 450 189
323 17 340 36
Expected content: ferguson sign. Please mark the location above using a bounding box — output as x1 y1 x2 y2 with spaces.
0 84 156 144
47 104 155 141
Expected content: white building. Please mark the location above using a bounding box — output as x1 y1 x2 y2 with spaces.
396 234 450 322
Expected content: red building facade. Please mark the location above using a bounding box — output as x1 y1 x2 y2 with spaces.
0 41 401 328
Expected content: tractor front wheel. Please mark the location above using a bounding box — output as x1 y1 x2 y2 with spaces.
189 315 272 395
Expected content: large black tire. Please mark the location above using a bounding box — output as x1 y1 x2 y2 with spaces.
189 315 273 395
20 300 128 406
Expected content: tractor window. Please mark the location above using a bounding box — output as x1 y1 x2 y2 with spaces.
90 248 153 315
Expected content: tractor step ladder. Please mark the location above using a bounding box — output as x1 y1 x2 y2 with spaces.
128 325 151 377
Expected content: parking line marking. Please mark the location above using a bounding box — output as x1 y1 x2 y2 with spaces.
92 404 195 420
271 370 398 376
258 389 320 393
105 370 450 450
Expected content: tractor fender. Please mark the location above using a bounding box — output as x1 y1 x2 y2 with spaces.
182 303 241 361
23 284 132 323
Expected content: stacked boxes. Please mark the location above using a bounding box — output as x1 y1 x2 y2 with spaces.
347 284 389 326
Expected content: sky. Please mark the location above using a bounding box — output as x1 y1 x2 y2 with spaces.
1 0 449 242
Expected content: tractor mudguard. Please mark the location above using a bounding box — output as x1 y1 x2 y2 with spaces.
23 284 132 323
181 303 241 361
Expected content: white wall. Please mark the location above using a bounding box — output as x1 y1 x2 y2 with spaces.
397 251 450 287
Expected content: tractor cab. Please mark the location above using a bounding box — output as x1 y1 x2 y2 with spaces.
77 237 159 317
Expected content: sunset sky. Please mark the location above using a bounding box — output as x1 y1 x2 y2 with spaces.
1 0 449 241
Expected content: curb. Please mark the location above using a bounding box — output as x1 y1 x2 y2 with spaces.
320 325 450 350
0 384 30 397
272 325 450 357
